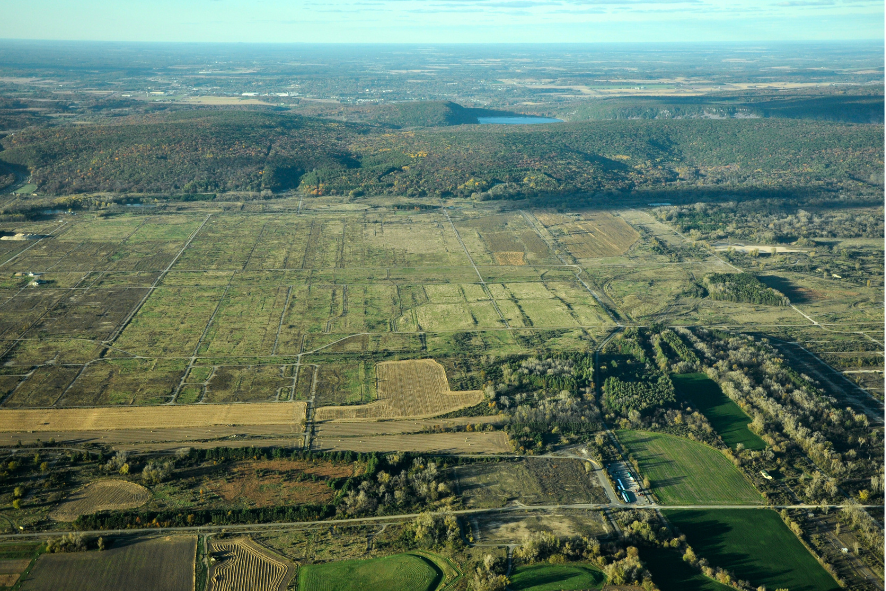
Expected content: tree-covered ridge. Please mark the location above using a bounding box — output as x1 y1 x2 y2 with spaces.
703 273 790 306
0 110 881 198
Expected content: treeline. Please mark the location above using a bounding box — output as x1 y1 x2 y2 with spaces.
556 92 885 124
0 109 881 199
703 273 789 306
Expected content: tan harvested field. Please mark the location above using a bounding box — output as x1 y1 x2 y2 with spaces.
313 431 511 453
0 573 21 587
0 401 306 433
208 537 294 591
0 559 30 587
51 480 151 521
314 359 484 420
493 251 526 265
20 536 195 591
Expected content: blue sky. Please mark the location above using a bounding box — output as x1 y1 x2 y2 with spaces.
3 0 883 43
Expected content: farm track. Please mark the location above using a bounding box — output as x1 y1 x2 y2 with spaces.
441 206 509 328
3 502 881 543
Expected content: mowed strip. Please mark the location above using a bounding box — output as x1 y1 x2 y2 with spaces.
617 430 762 505
0 402 306 433
314 359 484 421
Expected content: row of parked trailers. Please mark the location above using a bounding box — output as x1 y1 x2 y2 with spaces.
609 465 639 504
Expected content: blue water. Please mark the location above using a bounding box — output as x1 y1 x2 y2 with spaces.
477 116 563 125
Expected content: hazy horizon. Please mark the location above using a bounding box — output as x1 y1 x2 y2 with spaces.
3 0 884 44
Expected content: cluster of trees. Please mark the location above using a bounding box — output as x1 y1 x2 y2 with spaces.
336 454 452 517
1 110 881 199
602 375 676 415
681 328 882 503
703 273 789 306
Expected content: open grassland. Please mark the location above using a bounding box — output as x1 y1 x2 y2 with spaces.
509 563 606 591
0 401 306 432
314 359 484 420
50 479 151 522
476 510 609 544
208 537 294 591
663 509 841 591
617 430 762 505
20 536 196 591
297 553 442 591
671 373 766 451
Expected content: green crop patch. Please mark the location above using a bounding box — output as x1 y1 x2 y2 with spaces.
672 373 766 451
509 563 606 591
641 545 733 591
617 430 762 505
297 553 442 591
664 509 841 591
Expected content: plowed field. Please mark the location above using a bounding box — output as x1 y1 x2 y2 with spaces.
208 537 294 591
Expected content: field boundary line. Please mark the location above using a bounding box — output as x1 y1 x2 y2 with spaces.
441 206 509 328
104 213 212 346
0 220 68 270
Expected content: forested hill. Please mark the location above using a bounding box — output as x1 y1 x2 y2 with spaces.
0 109 881 199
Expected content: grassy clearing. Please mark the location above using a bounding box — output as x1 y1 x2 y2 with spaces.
617 430 762 505
664 509 841 591
672 373 766 451
297 553 441 591
509 563 605 591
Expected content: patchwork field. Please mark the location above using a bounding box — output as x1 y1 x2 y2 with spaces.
20 536 196 591
616 430 762 505
50 480 151 522
0 401 306 432
534 211 640 259
663 509 841 591
314 359 484 420
208 537 295 591
671 373 766 451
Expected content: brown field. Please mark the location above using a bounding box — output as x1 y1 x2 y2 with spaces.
314 359 483 421
20 536 195 591
493 251 526 265
0 559 31 587
561 214 639 258
208 537 294 591
0 401 306 433
51 479 151 522
202 459 353 508
313 431 511 453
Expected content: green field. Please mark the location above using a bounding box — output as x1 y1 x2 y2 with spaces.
617 430 762 505
664 509 841 591
641 546 733 591
509 563 606 591
297 553 442 591
672 373 766 450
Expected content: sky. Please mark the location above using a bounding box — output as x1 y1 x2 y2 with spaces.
2 0 883 43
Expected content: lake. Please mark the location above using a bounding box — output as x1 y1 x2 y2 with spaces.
477 116 563 125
